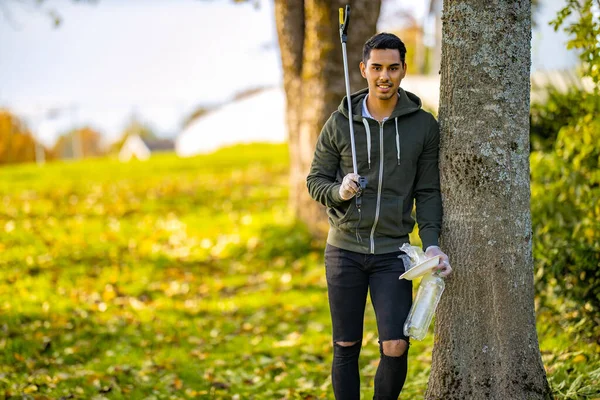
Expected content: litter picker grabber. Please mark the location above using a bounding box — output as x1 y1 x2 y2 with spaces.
339 5 367 193
339 5 367 242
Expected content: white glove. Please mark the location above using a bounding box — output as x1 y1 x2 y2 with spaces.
339 173 361 201
425 245 452 278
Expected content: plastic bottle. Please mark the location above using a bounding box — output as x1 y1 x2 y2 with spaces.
403 272 445 341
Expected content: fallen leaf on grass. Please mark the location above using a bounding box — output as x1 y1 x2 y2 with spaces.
23 384 37 394
212 381 230 389
173 377 183 390
573 354 587 363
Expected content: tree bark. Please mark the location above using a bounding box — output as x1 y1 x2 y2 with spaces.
274 0 380 237
427 1 552 399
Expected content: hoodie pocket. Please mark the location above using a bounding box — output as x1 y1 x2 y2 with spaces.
376 195 405 237
329 194 375 233
327 201 354 230
338 201 356 225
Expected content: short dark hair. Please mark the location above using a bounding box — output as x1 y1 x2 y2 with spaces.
362 32 406 64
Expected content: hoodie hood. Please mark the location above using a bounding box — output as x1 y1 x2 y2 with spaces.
337 87 423 170
338 87 422 121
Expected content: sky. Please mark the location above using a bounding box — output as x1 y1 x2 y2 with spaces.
1 0 283 146
0 0 578 147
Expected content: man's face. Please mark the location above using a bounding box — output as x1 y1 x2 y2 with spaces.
360 48 406 101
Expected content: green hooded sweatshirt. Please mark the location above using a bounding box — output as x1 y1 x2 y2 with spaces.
307 87 441 254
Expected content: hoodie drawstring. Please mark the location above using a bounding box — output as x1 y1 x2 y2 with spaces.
394 117 400 165
359 117 400 170
353 116 401 243
361 118 371 170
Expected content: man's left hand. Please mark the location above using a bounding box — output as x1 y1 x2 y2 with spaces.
425 246 452 278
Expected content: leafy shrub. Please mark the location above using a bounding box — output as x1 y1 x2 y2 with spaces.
533 0 600 338
529 87 597 152
532 112 600 336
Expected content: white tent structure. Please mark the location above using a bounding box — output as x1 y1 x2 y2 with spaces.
118 134 175 162
176 87 287 157
119 134 150 161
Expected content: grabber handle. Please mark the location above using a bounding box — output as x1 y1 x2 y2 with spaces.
339 5 350 43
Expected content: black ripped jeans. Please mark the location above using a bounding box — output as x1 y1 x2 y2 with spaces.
325 244 412 400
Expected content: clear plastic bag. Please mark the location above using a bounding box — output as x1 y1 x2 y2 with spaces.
399 243 428 270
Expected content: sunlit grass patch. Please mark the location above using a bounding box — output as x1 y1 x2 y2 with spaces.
0 143 597 398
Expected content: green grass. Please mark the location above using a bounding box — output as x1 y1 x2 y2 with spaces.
0 143 598 399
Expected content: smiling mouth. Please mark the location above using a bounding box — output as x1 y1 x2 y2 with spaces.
377 83 392 89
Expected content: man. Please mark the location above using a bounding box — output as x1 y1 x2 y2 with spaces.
306 33 452 399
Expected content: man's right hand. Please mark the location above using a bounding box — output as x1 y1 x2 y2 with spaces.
339 173 361 200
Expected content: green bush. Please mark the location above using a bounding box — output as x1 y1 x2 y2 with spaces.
533 0 600 340
529 87 596 152
532 112 600 336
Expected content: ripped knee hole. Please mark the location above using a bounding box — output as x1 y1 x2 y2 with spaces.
381 339 408 357
335 341 360 347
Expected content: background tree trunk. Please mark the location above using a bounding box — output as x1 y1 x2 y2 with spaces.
274 0 380 237
426 1 552 399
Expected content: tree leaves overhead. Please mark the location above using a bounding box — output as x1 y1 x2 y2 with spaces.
1 0 98 28
551 0 600 87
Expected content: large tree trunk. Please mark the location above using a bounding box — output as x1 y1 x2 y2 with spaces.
274 0 380 237
426 1 552 399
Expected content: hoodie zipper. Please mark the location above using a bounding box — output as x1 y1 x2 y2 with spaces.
369 120 386 254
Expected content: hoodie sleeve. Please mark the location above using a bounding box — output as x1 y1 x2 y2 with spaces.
306 114 346 207
415 116 442 249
